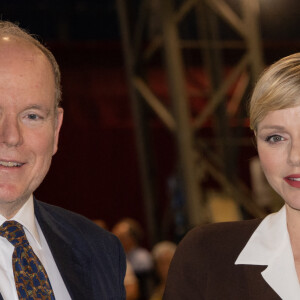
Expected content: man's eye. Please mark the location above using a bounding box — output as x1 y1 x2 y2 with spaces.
265 135 284 143
27 114 40 120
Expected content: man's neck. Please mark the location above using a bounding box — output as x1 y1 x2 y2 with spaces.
0 195 31 219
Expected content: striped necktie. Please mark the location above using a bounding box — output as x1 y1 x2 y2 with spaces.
0 220 55 300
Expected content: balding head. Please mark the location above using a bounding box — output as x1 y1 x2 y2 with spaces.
0 21 61 107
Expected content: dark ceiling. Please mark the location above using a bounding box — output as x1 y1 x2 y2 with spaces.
0 0 120 41
0 0 299 42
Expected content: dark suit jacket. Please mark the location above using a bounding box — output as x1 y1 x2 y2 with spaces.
0 198 126 300
163 219 281 300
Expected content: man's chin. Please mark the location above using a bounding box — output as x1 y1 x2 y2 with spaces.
0 193 31 217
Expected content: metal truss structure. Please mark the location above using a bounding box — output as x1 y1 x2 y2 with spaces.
117 0 266 243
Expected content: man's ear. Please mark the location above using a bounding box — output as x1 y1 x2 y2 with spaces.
53 107 64 155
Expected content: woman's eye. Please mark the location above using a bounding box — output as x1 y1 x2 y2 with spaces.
265 135 284 143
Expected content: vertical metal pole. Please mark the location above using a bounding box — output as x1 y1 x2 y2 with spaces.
116 0 158 245
197 1 233 181
242 0 264 80
160 0 205 226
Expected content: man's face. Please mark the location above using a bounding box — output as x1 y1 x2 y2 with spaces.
0 38 63 217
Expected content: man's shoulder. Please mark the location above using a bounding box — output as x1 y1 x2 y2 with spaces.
34 199 120 250
34 200 126 299
36 199 92 224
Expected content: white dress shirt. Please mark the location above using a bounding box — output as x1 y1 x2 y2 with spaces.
235 205 300 300
0 195 71 300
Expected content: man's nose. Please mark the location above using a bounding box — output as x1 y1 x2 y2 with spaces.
0 115 23 147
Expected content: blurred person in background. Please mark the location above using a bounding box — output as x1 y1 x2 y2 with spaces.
124 260 140 300
112 218 154 300
94 218 139 300
93 218 109 230
150 241 176 300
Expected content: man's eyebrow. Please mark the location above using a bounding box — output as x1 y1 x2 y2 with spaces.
24 104 50 111
23 104 51 115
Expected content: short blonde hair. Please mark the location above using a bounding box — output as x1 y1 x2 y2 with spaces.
249 53 300 131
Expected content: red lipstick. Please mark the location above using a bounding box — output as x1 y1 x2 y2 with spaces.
284 174 300 188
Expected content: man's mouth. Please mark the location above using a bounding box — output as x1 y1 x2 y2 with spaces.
0 161 23 167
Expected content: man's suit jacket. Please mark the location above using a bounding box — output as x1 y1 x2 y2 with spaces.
163 218 281 300
0 198 126 300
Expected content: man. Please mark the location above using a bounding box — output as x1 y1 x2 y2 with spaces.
0 21 126 299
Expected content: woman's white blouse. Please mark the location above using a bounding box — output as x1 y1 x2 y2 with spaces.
235 205 300 300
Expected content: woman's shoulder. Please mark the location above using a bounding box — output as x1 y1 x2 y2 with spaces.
164 218 264 299
187 218 262 243
176 218 263 261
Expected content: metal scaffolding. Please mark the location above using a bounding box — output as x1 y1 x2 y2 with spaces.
117 0 265 244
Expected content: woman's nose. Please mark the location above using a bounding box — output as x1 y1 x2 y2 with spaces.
288 141 300 166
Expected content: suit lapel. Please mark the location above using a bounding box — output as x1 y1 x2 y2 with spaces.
34 200 93 300
242 265 281 299
0 293 3 300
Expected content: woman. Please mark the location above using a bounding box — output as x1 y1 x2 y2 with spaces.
163 53 300 300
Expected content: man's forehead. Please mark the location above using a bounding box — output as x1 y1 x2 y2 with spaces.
0 36 44 62
0 37 54 84
0 37 56 105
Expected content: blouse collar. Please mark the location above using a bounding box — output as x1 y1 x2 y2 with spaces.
235 205 300 299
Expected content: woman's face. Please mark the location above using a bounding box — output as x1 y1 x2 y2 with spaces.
257 106 300 210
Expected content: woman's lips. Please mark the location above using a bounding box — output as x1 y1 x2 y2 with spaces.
284 174 300 188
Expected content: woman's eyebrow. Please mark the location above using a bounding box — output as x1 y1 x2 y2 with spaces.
258 125 285 131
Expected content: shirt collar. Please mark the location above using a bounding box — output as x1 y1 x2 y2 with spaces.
235 205 300 299
235 205 288 265
0 195 41 247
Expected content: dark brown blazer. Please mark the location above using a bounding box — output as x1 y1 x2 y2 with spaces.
163 219 281 300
